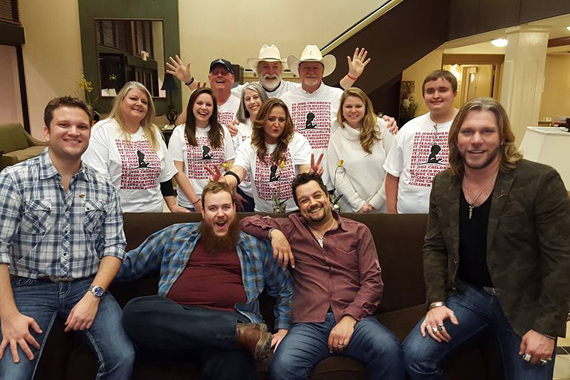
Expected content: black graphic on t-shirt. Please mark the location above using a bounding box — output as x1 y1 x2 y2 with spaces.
305 113 317 129
290 102 331 149
256 151 294 202
186 136 225 180
269 165 280 182
427 144 442 164
202 146 213 160
409 131 449 188
137 151 150 168
116 139 161 190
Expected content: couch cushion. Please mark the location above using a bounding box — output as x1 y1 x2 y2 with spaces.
2 146 46 166
377 303 427 341
337 213 428 312
0 123 30 153
312 356 367 380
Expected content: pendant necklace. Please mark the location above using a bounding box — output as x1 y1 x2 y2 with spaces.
463 174 496 219
309 217 336 247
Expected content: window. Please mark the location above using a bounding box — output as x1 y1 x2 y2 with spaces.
0 0 19 25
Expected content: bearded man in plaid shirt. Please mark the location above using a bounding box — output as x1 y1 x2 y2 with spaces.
117 181 292 380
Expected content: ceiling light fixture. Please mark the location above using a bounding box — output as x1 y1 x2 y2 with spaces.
566 26 570 32
491 38 508 47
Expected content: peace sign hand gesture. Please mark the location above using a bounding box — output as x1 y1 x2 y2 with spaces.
310 153 324 177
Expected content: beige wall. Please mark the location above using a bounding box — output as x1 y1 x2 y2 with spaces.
13 0 385 136
178 0 386 106
20 0 83 138
401 49 444 116
539 54 570 121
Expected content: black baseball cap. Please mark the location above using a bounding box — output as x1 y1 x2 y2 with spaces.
209 58 234 74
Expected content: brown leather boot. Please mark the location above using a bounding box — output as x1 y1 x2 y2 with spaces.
236 323 272 363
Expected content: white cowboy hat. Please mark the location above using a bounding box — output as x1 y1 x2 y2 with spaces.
287 45 337 78
247 44 287 73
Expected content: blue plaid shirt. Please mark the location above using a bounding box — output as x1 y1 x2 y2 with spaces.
116 223 293 330
0 150 126 279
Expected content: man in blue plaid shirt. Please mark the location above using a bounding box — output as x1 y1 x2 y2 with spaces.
118 181 292 380
0 97 134 379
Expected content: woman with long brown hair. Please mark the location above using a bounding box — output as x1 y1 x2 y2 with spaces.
327 87 396 213
213 98 313 213
168 87 235 211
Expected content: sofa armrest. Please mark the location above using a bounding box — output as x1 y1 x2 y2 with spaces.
25 132 48 147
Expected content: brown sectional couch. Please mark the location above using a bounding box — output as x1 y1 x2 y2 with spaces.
34 212 503 379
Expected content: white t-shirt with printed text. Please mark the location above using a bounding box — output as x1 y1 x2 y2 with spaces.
281 83 343 189
233 133 311 213
383 112 452 214
82 118 177 213
168 124 235 208
218 95 241 126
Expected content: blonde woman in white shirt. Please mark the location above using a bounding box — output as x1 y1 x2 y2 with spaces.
83 81 197 213
327 87 396 213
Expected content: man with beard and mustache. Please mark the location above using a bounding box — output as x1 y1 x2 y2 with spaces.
402 98 570 379
236 44 370 99
240 173 406 380
116 181 293 380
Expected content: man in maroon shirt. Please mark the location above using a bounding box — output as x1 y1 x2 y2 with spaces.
117 182 293 380
241 173 405 380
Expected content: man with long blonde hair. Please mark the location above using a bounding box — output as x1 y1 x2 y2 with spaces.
403 97 570 379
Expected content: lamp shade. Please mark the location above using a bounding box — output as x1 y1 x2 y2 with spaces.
161 73 180 91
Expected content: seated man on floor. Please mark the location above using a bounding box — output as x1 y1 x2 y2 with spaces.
240 173 405 380
116 181 292 380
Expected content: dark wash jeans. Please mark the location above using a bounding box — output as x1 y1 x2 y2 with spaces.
0 276 134 380
122 295 256 380
271 312 406 380
403 284 556 380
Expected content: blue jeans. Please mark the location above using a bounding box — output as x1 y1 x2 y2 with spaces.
122 296 256 380
0 277 135 380
403 285 556 380
271 312 405 380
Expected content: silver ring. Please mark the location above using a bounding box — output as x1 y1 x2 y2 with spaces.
539 359 548 366
437 324 444 331
425 325 430 332
523 354 532 362
432 327 439 334
338 343 344 346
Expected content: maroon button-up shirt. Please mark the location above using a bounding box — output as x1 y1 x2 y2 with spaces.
241 213 383 323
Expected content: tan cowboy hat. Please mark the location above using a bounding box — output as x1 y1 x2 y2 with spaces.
287 45 337 78
247 44 287 73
